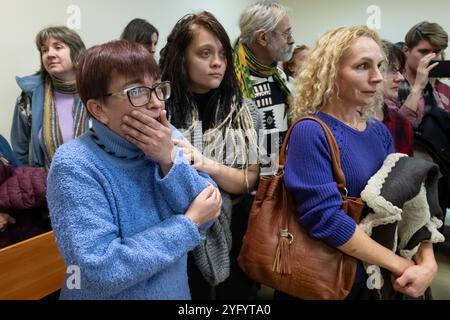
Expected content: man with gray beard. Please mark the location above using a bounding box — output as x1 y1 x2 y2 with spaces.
234 0 294 176
216 0 294 301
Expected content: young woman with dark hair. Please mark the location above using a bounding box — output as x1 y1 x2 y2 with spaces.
160 11 261 299
380 40 414 156
120 18 159 56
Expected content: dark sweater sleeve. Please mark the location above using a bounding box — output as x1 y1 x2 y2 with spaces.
284 120 356 247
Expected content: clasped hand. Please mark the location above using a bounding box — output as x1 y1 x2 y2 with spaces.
391 259 437 298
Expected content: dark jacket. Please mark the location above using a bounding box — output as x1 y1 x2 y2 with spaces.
0 157 47 211
0 137 50 248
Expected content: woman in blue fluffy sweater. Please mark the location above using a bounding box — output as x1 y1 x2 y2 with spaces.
47 41 221 300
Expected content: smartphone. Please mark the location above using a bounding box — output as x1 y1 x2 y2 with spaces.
428 60 450 78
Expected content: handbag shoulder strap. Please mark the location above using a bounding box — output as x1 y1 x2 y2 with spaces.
279 116 347 195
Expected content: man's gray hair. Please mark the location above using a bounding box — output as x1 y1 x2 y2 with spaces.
239 1 288 47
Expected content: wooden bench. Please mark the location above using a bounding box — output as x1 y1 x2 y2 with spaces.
0 231 66 299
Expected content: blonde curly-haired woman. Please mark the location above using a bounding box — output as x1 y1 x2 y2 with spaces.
281 26 438 300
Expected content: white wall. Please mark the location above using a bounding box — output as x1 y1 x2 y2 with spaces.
0 0 253 143
282 0 450 52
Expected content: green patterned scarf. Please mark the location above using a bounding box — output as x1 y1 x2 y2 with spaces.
233 41 290 101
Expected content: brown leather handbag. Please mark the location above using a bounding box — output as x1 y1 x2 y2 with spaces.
237 116 365 299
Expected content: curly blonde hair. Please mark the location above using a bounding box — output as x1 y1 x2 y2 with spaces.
291 26 383 119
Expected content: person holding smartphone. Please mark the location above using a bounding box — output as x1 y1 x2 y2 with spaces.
386 21 449 127
431 53 450 113
386 21 449 242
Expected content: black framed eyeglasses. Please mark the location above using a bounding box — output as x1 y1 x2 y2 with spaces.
104 81 171 107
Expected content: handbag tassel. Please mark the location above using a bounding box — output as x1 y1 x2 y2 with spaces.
272 229 293 274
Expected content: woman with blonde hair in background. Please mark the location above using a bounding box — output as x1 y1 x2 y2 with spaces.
281 26 439 299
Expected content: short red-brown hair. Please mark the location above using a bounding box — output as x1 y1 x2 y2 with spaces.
76 40 160 106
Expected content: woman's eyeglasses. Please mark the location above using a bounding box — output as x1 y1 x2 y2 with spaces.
104 81 171 107
387 65 404 76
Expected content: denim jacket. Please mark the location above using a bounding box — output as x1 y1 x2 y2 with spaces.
11 74 89 167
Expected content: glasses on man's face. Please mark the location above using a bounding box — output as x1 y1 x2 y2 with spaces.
272 29 293 40
104 81 171 107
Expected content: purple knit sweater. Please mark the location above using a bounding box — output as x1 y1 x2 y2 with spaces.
284 112 393 248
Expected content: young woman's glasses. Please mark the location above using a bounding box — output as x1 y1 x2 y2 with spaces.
387 65 404 76
104 81 171 107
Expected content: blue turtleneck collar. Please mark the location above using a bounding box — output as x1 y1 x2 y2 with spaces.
90 118 145 160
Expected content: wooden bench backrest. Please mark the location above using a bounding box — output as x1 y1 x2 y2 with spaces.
0 231 66 300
